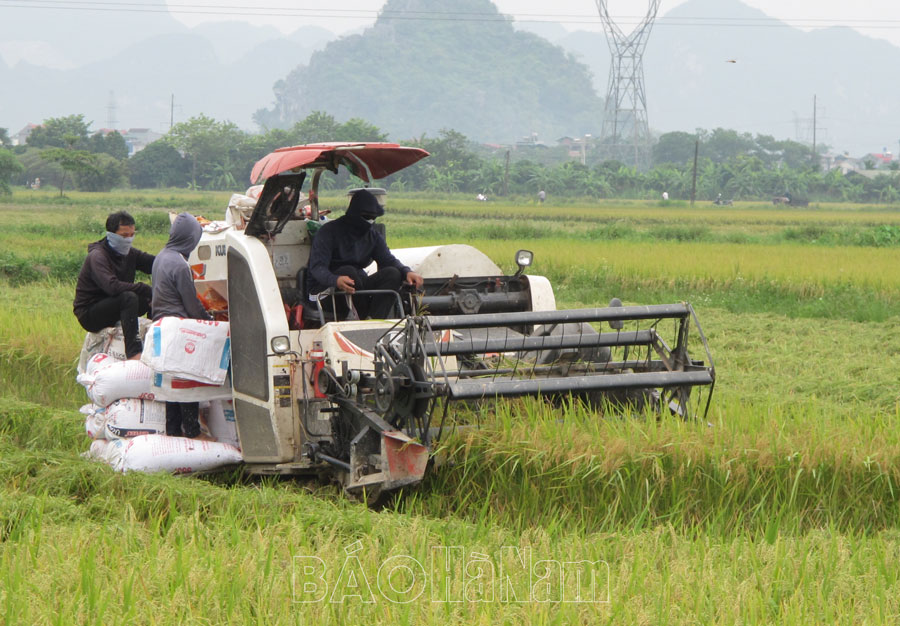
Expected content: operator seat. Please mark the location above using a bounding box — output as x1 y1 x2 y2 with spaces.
296 266 334 328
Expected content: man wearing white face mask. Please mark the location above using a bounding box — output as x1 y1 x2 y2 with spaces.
73 211 155 359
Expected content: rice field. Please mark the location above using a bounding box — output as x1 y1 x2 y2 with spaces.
2 189 900 624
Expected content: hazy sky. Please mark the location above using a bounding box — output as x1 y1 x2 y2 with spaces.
165 0 900 49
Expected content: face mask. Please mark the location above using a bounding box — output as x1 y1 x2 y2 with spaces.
106 231 134 255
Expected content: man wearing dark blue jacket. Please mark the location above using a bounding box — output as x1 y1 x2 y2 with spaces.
307 189 423 320
73 211 155 359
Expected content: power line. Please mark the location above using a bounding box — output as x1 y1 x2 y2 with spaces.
3 0 900 29
2 0 896 24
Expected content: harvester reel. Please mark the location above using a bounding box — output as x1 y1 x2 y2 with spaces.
407 302 715 421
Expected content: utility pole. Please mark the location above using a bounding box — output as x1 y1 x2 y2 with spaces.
170 94 175 130
812 94 817 169
504 150 510 196
106 91 118 130
690 138 699 207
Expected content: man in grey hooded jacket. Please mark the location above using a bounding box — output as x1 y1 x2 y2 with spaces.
152 213 212 321
152 212 213 439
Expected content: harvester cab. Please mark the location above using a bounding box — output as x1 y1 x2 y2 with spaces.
190 142 716 499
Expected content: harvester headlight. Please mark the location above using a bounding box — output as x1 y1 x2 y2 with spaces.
270 336 291 354
515 249 534 275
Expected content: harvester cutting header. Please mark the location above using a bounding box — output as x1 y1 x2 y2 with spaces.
187 142 715 499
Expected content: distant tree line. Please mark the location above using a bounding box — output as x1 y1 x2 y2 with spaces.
3 113 900 204
1 114 129 195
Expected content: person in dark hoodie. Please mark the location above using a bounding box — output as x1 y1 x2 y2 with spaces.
307 189 423 320
152 212 212 439
73 211 155 359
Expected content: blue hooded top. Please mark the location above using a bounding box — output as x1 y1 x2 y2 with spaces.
151 212 212 321
307 189 409 296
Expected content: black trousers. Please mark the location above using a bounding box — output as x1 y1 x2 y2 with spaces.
76 291 151 358
165 402 201 439
325 266 403 320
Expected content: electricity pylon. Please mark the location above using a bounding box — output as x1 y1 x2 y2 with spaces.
596 1 659 170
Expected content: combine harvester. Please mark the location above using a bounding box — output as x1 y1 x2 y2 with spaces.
192 143 715 499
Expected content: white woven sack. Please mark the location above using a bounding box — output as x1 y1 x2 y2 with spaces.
141 317 231 385
85 353 117 376
202 400 239 448
80 404 108 439
87 438 112 461
77 318 151 374
93 434 242 474
79 403 103 416
76 359 156 407
149 372 232 402
104 398 167 439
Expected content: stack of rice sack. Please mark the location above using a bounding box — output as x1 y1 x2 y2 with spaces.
78 317 242 474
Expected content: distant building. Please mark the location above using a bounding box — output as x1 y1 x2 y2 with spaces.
861 151 893 169
515 133 547 150
829 150 895 179
11 123 39 146
557 135 592 162
557 136 580 159
121 128 163 156
826 152 863 175
820 151 899 175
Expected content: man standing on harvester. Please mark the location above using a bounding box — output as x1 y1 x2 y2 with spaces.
152 212 212 439
73 211 155 360
307 188 423 319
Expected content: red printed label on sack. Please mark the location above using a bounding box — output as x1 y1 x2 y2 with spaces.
185 342 196 354
178 328 208 339
170 378 217 389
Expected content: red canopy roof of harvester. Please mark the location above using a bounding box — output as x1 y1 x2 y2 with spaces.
250 142 430 183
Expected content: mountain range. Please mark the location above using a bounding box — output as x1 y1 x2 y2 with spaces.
2 0 899 155
0 0 333 135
